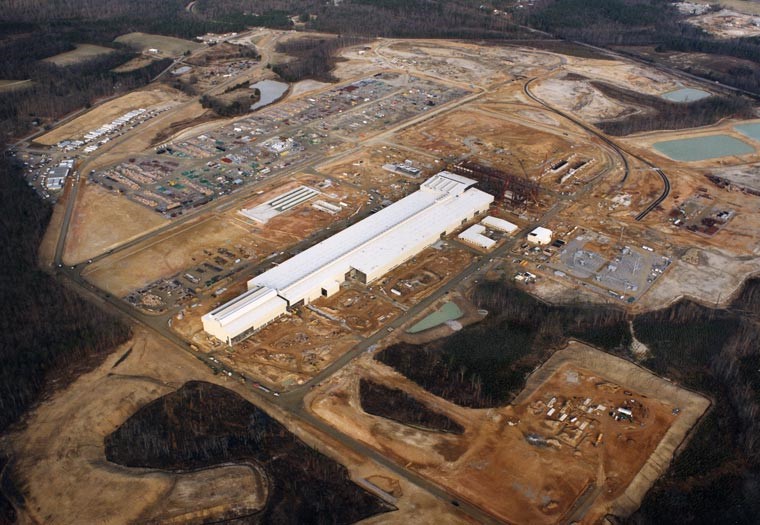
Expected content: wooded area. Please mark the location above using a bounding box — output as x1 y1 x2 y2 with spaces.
629 283 760 523
0 154 131 435
105 381 393 524
590 80 754 135
377 283 630 408
359 379 464 434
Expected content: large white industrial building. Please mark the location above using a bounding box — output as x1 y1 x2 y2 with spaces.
202 171 493 344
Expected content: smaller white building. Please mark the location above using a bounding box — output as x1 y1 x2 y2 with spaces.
528 226 552 245
481 216 517 234
458 224 496 250
202 286 287 345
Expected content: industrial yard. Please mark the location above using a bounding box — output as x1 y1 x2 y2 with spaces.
16 24 760 525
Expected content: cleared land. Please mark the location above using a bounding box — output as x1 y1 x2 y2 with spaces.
81 174 366 296
0 80 32 92
64 183 168 264
2 328 464 524
35 88 179 146
310 341 709 524
43 44 115 66
114 33 202 57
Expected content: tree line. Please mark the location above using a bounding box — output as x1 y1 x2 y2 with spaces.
0 153 131 435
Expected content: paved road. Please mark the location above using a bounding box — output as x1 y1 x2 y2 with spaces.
48 54 631 523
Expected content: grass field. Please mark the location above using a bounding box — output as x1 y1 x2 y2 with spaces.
114 33 202 57
43 44 115 66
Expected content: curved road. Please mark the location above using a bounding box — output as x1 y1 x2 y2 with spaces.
46 40 676 523
523 77 670 220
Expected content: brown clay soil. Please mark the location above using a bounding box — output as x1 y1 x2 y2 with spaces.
64 182 168 264
308 341 709 524
1 328 471 524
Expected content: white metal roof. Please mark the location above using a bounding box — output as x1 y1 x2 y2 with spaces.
249 172 490 304
481 215 518 233
458 224 496 249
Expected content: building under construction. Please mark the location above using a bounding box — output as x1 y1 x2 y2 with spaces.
449 161 539 206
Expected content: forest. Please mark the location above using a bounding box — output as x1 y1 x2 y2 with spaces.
527 0 760 93
627 284 760 524
105 381 393 524
0 154 131 436
377 282 630 407
359 379 464 434
589 80 755 135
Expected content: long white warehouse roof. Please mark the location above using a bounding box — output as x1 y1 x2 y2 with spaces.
249 171 493 305
481 215 518 234
204 171 493 344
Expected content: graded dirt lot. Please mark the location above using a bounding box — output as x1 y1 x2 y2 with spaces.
35 89 179 146
309 341 709 524
392 107 604 186
81 173 366 296
43 44 116 66
114 32 202 56
64 183 168 264
79 100 212 173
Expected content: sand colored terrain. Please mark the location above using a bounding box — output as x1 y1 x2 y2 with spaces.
1 330 245 524
532 76 633 121
64 183 167 264
43 44 115 66
0 79 32 92
2 329 471 525
36 89 178 146
79 100 210 174
81 174 365 296
309 341 709 524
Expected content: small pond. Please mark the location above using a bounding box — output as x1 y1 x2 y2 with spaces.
250 80 289 111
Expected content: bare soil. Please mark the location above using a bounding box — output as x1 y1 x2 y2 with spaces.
309 341 709 524
105 380 394 524
35 89 178 146
64 182 168 265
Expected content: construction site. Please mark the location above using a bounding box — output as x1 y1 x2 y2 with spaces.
19 26 760 525
309 341 710 524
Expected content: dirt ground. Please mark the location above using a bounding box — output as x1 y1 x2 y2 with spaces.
114 32 202 57
377 245 476 308
64 183 168 265
42 44 115 66
81 173 366 296
1 328 470 525
0 79 32 92
78 99 210 174
687 8 760 37
35 89 179 146
686 0 760 15
391 107 603 186
112 55 159 73
309 341 709 524
318 146 437 199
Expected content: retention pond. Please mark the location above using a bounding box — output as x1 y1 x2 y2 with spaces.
653 135 754 161
661 88 711 103
407 302 463 334
250 80 289 111
735 122 760 143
